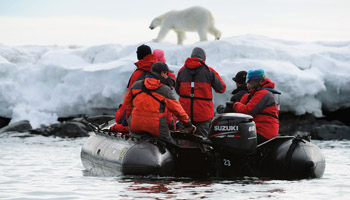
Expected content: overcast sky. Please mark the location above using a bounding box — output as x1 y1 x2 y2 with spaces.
1 0 349 46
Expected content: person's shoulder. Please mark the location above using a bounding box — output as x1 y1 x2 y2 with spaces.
178 65 186 72
159 84 176 99
159 83 172 91
130 79 144 89
207 66 222 77
236 89 248 95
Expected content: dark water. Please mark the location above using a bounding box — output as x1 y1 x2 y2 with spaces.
0 133 349 200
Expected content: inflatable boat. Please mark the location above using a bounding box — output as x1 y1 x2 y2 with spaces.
81 113 326 179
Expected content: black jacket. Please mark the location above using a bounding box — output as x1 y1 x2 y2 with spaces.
216 84 248 114
230 84 248 103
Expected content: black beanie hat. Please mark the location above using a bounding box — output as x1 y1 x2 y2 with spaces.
191 47 206 61
136 44 152 60
232 71 248 84
152 62 170 74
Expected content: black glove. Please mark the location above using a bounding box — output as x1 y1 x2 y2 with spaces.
216 105 225 114
224 101 234 113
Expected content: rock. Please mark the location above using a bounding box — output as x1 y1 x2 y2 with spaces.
57 114 85 122
85 115 115 125
278 112 350 140
279 113 319 135
30 121 91 138
0 120 32 133
311 125 350 140
0 117 11 129
58 114 114 125
55 121 91 138
28 115 115 138
29 123 61 137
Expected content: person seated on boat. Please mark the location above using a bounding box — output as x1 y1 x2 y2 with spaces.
217 70 248 114
153 48 178 131
122 61 197 141
110 44 158 134
228 69 279 144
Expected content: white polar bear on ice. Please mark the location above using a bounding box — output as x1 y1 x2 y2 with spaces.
149 6 222 45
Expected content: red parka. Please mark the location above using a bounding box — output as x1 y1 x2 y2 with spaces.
176 57 226 122
127 54 158 89
124 75 192 138
233 78 279 140
111 54 158 133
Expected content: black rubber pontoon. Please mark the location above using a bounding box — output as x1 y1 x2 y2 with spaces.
81 113 326 179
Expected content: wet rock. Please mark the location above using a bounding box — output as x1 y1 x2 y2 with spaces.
29 123 61 137
56 121 91 138
279 112 350 140
28 115 115 138
30 121 91 138
0 120 32 133
85 115 114 125
57 114 85 122
279 113 318 135
311 125 350 140
58 114 114 125
0 117 11 129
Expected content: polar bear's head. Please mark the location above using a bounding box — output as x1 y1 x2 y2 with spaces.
149 17 162 30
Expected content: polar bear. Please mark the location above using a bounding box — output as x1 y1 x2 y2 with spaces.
149 6 222 45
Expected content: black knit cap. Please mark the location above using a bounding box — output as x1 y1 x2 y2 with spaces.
232 71 248 84
136 44 152 60
152 62 170 74
191 47 206 61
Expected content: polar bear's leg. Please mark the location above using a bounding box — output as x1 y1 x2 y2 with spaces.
176 31 186 45
209 26 222 40
153 26 170 42
198 27 208 41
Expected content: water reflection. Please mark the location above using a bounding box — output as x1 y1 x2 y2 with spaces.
1 137 348 200
115 177 286 199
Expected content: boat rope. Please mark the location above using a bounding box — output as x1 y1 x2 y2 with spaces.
284 136 306 169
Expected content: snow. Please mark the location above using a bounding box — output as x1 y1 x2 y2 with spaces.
1 35 350 128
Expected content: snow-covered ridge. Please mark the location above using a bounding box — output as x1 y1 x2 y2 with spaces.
1 35 350 128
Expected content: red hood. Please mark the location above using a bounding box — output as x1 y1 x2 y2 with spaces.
261 78 275 89
144 77 163 90
184 57 204 69
134 54 158 71
249 78 275 94
168 72 176 80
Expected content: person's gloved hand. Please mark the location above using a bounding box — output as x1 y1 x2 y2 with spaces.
186 125 197 134
224 101 234 113
110 124 129 133
216 104 225 114
121 119 128 126
101 128 111 134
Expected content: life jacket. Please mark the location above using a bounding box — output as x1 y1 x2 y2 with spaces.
176 57 226 122
233 78 279 139
123 75 191 138
112 54 157 132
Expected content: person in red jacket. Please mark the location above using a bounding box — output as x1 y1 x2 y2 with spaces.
123 62 196 140
127 44 158 89
232 69 279 144
153 48 179 130
110 44 158 133
153 49 166 63
176 47 226 137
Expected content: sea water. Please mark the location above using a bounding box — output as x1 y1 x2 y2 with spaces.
0 133 349 200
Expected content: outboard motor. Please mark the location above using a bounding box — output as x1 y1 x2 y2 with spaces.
208 113 257 155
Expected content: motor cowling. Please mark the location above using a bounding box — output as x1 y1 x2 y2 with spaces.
209 113 257 155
